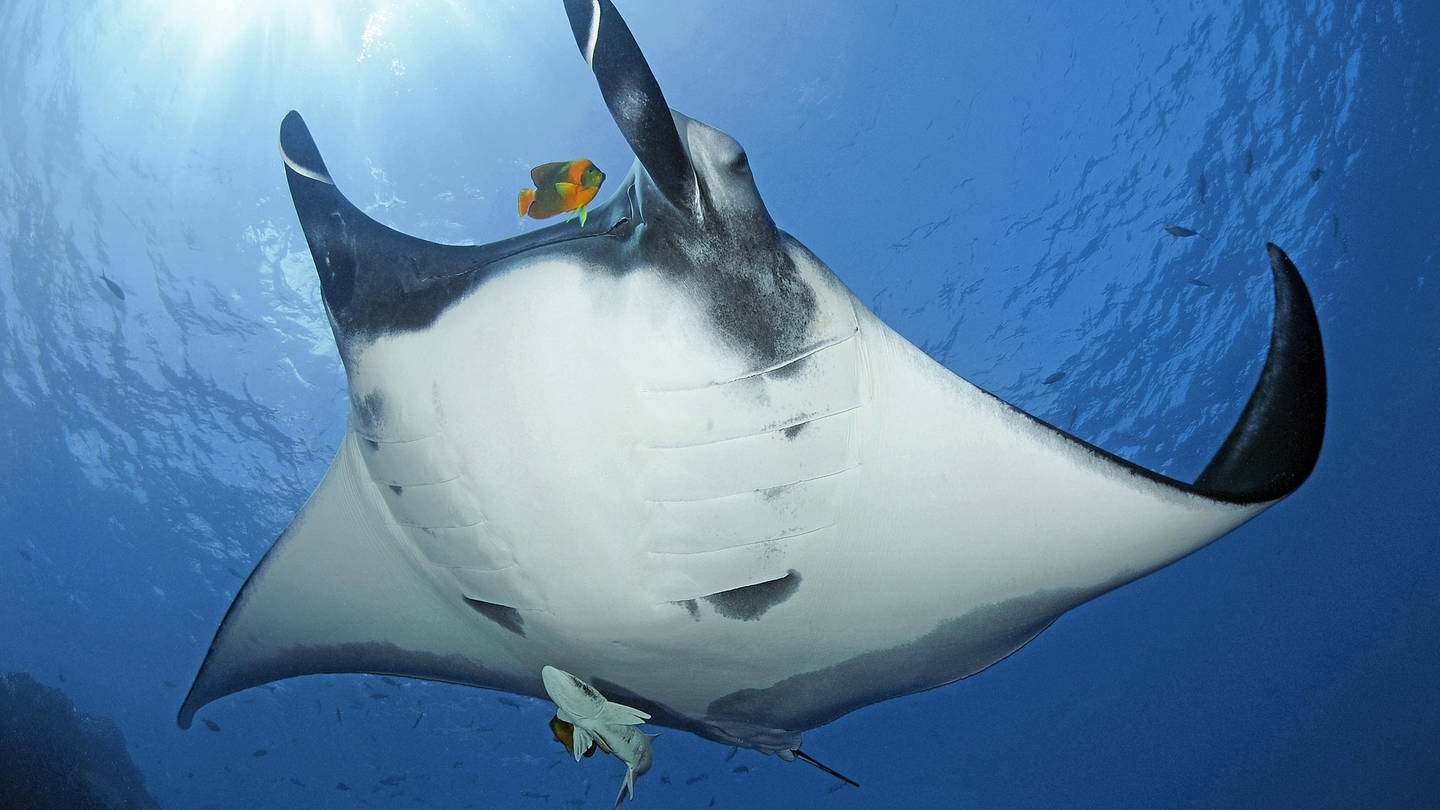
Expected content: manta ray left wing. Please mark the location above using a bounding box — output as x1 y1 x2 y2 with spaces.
179 433 529 728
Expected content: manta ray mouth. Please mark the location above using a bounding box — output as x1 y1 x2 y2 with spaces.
277 110 639 344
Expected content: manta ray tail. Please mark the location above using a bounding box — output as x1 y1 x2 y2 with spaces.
792 748 860 789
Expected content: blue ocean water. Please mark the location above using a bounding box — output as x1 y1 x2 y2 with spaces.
1 0 1436 807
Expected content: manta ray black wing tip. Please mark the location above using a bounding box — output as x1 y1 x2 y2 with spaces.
280 110 334 186
1193 242 1327 503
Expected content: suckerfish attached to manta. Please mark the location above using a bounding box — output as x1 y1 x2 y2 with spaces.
542 666 654 808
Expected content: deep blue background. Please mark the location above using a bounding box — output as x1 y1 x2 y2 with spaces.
2 1 1436 807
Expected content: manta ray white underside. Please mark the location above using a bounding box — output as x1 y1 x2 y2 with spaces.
181 0 1326 767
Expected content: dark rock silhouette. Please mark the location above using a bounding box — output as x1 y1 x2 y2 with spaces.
0 672 159 809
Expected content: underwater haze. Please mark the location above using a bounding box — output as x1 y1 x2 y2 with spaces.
2 1 1438 807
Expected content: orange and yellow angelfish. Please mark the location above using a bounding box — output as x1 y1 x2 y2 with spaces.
518 159 605 227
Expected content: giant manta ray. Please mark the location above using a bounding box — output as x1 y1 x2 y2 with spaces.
181 0 1326 773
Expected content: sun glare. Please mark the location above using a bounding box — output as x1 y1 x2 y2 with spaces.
141 0 364 88
139 0 525 91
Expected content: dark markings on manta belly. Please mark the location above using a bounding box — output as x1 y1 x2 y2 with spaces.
353 391 386 432
462 598 526 637
388 484 403 496
702 570 801 621
708 256 816 364
674 599 700 620
364 438 380 451
782 422 807 440
706 584 1115 732
643 227 818 366
760 484 790 502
